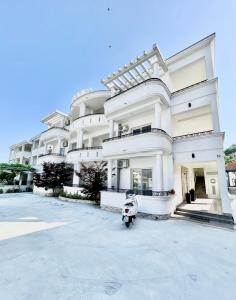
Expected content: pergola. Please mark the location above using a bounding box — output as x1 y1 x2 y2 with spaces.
101 44 168 94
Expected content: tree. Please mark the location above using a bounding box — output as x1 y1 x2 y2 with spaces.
0 172 16 185
75 161 107 203
33 162 73 195
225 155 236 165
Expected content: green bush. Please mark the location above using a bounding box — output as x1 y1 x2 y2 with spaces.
59 190 87 200
5 188 21 193
0 189 3 194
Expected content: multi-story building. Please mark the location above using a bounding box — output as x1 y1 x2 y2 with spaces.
9 33 233 218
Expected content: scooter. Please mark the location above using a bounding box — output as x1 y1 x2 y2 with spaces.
122 194 138 228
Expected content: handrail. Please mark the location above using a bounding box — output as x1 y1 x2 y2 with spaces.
104 188 170 196
103 128 170 142
173 130 213 141
73 113 105 122
68 146 103 153
38 153 65 157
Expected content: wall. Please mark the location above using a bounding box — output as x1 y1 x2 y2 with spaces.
172 112 213 136
170 58 207 91
100 191 173 215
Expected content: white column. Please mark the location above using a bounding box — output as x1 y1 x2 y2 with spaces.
153 62 160 78
77 130 83 148
211 100 221 132
88 136 93 147
154 154 163 191
73 163 80 186
107 160 113 188
109 120 114 138
154 102 161 128
217 153 232 214
79 103 86 117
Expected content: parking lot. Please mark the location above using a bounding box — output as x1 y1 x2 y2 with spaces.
0 193 236 300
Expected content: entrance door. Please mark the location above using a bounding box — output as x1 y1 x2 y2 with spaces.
207 175 220 199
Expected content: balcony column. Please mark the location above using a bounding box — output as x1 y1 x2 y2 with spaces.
77 130 83 149
107 159 113 188
154 153 163 191
154 102 161 129
217 152 232 214
73 163 80 186
88 136 93 147
109 120 114 138
211 100 220 132
79 103 86 117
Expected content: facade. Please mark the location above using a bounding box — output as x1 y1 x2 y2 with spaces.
9 33 233 217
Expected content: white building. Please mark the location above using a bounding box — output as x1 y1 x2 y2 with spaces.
9 33 233 219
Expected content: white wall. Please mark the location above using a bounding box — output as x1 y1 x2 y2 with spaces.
170 58 207 91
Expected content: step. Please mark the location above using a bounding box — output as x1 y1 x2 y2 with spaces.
175 209 234 225
172 213 235 230
176 207 233 221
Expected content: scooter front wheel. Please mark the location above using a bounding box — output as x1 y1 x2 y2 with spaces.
125 222 130 228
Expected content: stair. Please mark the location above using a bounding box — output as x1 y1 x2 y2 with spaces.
174 207 235 229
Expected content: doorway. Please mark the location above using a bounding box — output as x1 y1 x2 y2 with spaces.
194 168 207 198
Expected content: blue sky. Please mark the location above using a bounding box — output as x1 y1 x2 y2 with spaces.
0 0 236 161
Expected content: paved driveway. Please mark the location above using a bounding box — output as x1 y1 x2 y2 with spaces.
0 193 236 300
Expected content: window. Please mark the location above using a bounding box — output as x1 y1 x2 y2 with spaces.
132 169 152 191
132 124 151 135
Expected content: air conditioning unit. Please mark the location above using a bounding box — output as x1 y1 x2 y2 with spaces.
64 119 70 126
118 124 129 133
118 159 129 168
63 141 68 147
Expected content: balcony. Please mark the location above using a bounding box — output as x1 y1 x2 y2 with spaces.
40 126 69 142
66 146 103 162
37 153 66 164
71 113 108 132
104 78 170 119
102 128 172 158
173 130 225 162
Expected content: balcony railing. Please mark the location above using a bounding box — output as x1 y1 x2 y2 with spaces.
104 188 170 196
67 146 102 153
38 153 65 158
41 126 69 135
173 130 213 141
103 128 170 142
73 113 104 122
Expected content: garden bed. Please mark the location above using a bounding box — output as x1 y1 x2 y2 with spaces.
58 195 95 204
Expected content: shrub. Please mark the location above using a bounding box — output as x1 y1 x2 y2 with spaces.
5 188 21 193
0 189 3 194
59 190 87 200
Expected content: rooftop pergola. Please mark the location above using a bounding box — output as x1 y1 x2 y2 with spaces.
101 44 168 94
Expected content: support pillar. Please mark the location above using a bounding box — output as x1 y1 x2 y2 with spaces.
79 103 86 117
107 160 113 189
154 154 163 191
211 100 220 132
73 163 80 187
154 102 161 128
109 120 114 138
217 152 232 214
153 62 160 78
77 130 83 149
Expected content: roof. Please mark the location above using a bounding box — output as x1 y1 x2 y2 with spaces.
41 110 69 125
226 162 236 171
9 140 32 150
166 33 215 64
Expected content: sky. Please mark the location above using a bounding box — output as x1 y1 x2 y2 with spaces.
0 0 236 161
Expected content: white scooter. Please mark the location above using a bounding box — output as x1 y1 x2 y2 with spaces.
122 194 138 228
